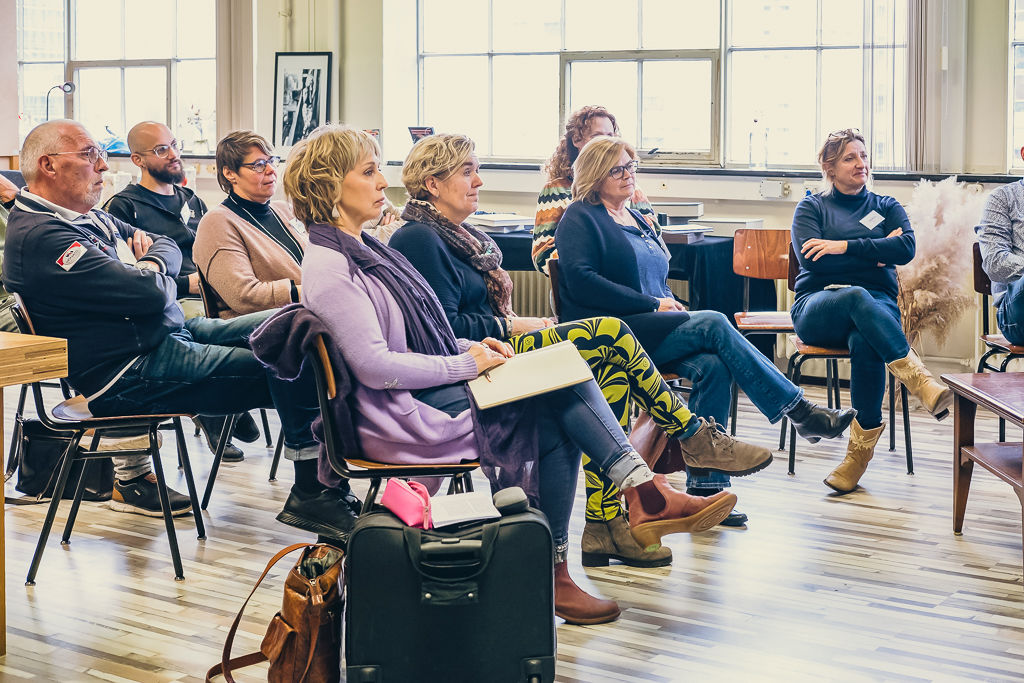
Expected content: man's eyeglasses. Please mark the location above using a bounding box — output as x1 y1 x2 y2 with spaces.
609 160 639 179
239 156 281 174
138 140 182 158
827 128 862 141
47 147 108 165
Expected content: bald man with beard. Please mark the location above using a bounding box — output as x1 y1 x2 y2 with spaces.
104 122 258 458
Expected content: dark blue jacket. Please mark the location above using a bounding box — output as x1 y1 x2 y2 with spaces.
389 221 505 341
104 182 206 298
4 192 183 395
554 200 687 349
790 187 915 301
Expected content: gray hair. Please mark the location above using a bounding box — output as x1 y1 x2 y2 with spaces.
20 119 80 185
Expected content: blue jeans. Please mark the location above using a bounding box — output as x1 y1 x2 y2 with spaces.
416 378 638 554
997 279 1024 346
89 311 320 478
791 287 909 429
651 310 802 490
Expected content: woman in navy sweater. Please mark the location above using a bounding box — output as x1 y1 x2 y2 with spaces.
790 128 952 494
554 136 857 514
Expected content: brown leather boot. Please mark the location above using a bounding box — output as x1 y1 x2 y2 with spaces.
886 349 953 420
823 419 885 494
622 474 737 551
677 418 773 476
553 561 621 625
581 515 673 568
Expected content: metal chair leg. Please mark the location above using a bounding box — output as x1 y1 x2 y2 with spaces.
889 374 897 452
149 426 185 581
174 418 206 540
364 478 382 512
259 409 273 447
268 430 285 481
26 431 84 585
825 361 834 409
61 430 100 544
901 383 913 474
779 352 799 451
788 359 805 475
201 414 238 510
728 382 739 436
830 359 841 408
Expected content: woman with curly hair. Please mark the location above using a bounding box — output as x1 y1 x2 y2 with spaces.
532 105 657 275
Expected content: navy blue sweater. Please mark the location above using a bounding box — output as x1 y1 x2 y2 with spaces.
389 221 505 340
790 187 914 301
554 200 687 348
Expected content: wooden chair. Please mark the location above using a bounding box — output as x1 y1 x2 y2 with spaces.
971 241 1024 440
10 296 205 584
779 245 913 476
308 334 477 511
728 229 794 435
195 271 286 508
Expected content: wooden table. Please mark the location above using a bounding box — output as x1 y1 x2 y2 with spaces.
0 332 68 656
941 372 1024 577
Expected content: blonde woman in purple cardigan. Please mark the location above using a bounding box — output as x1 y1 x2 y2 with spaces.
281 124 767 625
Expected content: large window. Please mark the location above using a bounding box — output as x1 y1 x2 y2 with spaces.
1012 0 1024 168
417 0 909 169
16 0 216 151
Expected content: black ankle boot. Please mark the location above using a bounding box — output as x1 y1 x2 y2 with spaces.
685 487 748 527
787 399 857 444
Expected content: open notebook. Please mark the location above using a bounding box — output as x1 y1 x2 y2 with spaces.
467 340 593 410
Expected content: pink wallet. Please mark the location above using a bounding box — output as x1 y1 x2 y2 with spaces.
380 479 432 529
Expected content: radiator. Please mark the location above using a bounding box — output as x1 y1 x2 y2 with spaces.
511 271 552 318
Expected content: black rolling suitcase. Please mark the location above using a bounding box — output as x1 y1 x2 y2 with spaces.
345 487 556 683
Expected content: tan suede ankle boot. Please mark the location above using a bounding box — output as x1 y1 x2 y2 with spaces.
581 515 673 568
823 419 885 494
886 349 953 420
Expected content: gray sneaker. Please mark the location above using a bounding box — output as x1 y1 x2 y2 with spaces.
677 417 773 476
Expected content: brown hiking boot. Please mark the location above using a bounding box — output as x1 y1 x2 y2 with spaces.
554 561 620 625
886 349 953 420
581 515 673 568
677 417 773 476
623 475 738 550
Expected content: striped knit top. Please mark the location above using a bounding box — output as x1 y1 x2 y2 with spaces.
531 177 658 275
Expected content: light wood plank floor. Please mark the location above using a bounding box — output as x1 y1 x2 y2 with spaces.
2 384 1024 682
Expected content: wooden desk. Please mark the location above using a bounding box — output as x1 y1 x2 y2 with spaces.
941 372 1024 577
0 332 68 656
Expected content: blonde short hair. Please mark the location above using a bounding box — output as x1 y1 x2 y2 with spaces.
401 134 475 201
216 130 273 194
571 136 636 204
283 124 381 227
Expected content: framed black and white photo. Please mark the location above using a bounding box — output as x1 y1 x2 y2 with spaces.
273 51 332 150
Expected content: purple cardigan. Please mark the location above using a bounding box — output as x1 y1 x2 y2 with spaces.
301 240 483 464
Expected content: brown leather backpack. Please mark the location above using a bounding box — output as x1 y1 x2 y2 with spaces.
206 543 344 683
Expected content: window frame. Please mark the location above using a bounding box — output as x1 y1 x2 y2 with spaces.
66 58 174 134
1010 0 1024 173
558 49 721 166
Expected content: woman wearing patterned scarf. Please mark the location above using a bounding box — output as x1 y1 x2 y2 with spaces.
390 134 772 572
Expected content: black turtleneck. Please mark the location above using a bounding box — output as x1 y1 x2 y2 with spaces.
222 191 305 266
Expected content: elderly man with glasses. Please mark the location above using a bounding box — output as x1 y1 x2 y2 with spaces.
3 120 360 538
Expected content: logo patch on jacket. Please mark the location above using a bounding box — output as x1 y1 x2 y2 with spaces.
57 242 87 271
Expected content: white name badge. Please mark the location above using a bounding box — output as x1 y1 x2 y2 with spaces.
289 217 307 234
859 210 884 231
180 203 192 225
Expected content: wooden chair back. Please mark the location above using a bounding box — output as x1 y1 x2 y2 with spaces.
973 242 995 335
788 243 800 292
548 258 563 318
196 270 228 319
733 229 791 280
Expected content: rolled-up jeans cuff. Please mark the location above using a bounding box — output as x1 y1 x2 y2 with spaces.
284 444 319 462
604 449 647 489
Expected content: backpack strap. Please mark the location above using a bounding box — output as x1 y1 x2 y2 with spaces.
205 542 315 683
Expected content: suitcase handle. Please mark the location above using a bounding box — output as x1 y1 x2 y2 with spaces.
404 523 499 582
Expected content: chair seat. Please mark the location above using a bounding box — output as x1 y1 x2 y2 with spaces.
345 458 480 473
789 335 850 357
980 334 1024 354
735 311 794 330
51 395 192 425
